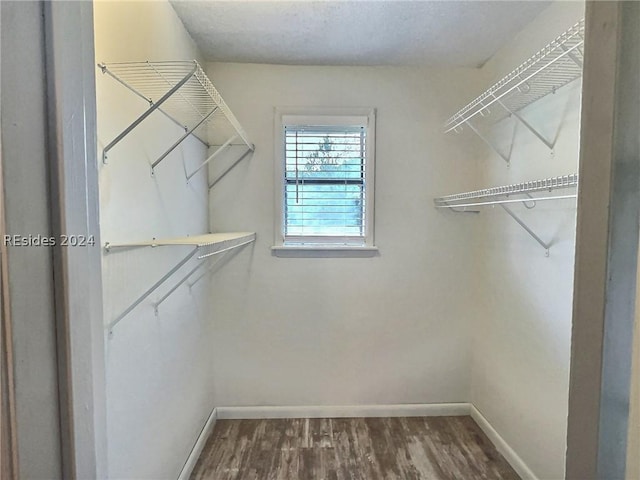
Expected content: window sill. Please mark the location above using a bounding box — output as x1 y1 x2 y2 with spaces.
271 245 379 258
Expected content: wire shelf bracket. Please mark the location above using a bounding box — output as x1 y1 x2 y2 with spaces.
151 260 205 316
187 252 226 290
99 62 208 148
150 106 218 174
187 134 255 183
208 146 255 190
104 232 256 334
98 60 254 174
434 174 578 256
495 97 555 152
445 19 584 164
464 118 511 166
500 204 551 256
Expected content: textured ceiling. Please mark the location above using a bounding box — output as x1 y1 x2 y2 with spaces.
170 1 551 67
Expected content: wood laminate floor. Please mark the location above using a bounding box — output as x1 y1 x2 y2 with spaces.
190 416 520 480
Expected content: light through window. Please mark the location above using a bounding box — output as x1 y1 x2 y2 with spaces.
274 109 375 250
284 125 366 239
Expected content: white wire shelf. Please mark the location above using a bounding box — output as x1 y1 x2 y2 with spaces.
444 20 584 133
434 174 578 256
105 232 256 259
98 60 254 173
105 232 256 333
434 174 578 207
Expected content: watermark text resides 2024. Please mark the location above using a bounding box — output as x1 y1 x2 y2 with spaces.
3 234 96 247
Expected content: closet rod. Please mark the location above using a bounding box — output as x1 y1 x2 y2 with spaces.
434 174 579 256
435 194 576 209
434 174 578 206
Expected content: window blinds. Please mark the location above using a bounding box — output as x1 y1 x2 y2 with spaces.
284 125 366 240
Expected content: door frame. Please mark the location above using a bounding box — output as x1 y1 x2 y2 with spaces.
41 1 640 479
566 2 640 478
0 38 19 478
44 2 107 479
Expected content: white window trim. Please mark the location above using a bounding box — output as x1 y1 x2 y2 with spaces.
273 107 377 256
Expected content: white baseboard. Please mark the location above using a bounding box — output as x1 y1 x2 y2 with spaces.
177 407 218 480
470 406 538 480
216 403 471 419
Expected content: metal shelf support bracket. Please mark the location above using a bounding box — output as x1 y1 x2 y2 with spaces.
102 63 198 163
97 63 209 148
208 146 255 189
152 261 206 315
188 253 227 290
186 134 238 182
464 119 511 166
107 247 199 335
443 20 584 134
500 204 551 256
560 43 584 69
150 238 254 313
495 98 555 152
434 175 578 257
151 107 218 173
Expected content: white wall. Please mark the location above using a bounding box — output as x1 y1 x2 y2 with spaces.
205 62 483 408
93 2 214 478
470 3 584 479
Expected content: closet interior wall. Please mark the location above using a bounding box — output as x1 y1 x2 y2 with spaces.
469 3 584 479
206 63 483 409
93 2 215 478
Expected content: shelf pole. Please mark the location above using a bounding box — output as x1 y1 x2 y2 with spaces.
186 134 238 181
107 248 199 334
102 63 198 163
464 120 510 165
499 204 550 256
151 107 218 172
435 194 576 209
495 98 555 151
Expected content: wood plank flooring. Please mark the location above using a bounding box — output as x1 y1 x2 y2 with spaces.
190 416 520 480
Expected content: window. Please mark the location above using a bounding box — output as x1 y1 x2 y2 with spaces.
273 108 376 253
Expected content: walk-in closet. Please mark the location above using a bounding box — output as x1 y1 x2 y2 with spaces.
1 1 639 479
93 2 585 478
